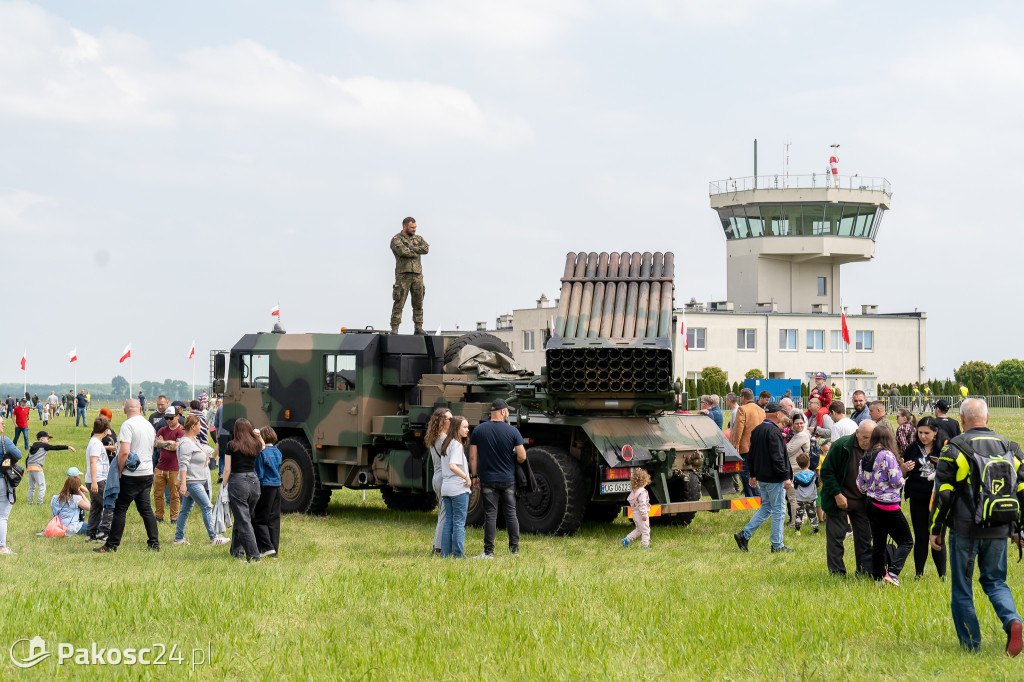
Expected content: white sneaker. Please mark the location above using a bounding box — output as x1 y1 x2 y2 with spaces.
472 552 494 560
260 549 277 558
210 536 229 546
0 546 12 554
173 539 191 546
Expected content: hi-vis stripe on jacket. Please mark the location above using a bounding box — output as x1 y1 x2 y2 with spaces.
928 430 1024 537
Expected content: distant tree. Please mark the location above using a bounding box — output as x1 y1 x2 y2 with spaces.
846 368 869 375
111 375 129 399
744 368 765 380
954 361 994 392
991 359 1024 394
700 366 728 387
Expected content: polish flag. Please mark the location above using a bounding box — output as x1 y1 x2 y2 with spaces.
271 305 280 316
680 313 688 350
119 344 132 363
19 353 26 371
841 311 850 345
549 316 556 337
188 341 196 360
69 348 78 363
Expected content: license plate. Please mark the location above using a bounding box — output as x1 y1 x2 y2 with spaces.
600 481 632 494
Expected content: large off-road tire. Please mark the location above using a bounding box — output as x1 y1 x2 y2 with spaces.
380 486 438 512
583 501 624 524
466 487 485 527
651 471 701 527
517 445 586 535
278 436 332 515
443 331 514 365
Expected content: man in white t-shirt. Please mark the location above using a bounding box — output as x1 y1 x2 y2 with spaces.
829 400 858 443
96 399 159 553
84 418 114 541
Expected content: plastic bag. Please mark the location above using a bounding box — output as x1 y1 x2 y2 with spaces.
44 515 66 537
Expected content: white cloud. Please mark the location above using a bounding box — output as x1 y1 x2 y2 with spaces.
335 0 589 48
0 189 49 232
617 0 828 26
0 3 533 148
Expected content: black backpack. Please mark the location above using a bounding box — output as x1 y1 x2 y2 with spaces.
0 438 24 501
950 438 1020 531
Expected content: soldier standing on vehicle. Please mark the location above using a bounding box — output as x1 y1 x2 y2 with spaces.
390 217 429 335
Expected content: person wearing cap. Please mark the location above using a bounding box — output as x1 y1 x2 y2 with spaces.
932 399 961 447
25 431 75 505
153 408 184 522
468 398 527 558
45 468 91 536
733 402 794 553
11 399 30 450
809 373 832 412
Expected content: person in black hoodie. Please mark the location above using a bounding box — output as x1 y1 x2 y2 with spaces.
932 399 961 447
734 402 795 554
902 416 945 579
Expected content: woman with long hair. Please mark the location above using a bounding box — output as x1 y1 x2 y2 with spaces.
222 418 263 561
857 424 915 585
49 470 91 536
895 408 917 457
425 408 452 555
901 416 946 579
438 416 473 558
175 415 229 547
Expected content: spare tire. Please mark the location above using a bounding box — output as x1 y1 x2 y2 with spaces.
443 332 514 366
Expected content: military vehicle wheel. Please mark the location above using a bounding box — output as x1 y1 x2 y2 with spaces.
651 471 701 527
443 331 513 365
278 437 332 515
583 501 623 523
466 487 485 527
517 445 586 535
380 486 438 512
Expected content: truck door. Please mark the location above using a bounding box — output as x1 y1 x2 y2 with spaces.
317 353 361 462
225 351 272 428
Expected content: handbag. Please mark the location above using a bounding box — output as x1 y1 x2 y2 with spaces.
1 438 24 488
44 515 66 537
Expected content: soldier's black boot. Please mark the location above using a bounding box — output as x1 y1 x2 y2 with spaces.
414 327 426 335
390 326 399 334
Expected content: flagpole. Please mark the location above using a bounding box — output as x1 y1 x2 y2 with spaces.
23 351 27 398
129 346 133 398
192 353 196 400
842 301 847 399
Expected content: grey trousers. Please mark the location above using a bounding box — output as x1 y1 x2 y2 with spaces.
432 474 446 550
826 506 873 576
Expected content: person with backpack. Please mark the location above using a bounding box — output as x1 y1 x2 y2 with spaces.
0 415 22 554
929 399 1024 655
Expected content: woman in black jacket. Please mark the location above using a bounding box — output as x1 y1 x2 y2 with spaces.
902 416 946 579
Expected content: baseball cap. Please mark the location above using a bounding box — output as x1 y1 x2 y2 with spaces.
66 467 83 477
36 431 52 440
490 399 509 412
935 399 950 411
765 401 784 414
164 407 177 417
814 372 826 380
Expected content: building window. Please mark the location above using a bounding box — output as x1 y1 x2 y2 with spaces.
830 330 845 351
523 330 535 352
817 277 827 296
737 329 756 350
779 329 797 351
806 330 824 351
856 330 874 351
687 327 706 350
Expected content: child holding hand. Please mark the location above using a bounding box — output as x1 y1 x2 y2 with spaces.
621 468 652 550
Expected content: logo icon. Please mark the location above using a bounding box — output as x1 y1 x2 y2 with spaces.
11 636 51 668
993 480 1005 494
621 445 633 462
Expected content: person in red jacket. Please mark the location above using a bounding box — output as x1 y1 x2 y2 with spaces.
807 372 833 414
11 399 31 449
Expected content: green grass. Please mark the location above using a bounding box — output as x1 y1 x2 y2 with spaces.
1 410 1024 680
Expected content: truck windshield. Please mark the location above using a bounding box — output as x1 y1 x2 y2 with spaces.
324 354 356 391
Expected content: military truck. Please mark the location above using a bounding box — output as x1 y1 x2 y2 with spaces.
214 250 753 535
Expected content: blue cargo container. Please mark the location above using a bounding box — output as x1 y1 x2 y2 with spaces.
743 378 801 403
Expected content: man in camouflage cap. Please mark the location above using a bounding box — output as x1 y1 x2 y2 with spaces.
390 216 429 334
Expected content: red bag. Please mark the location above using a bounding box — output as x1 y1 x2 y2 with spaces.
43 515 65 537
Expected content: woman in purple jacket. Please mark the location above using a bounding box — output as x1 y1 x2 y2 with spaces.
857 424 916 586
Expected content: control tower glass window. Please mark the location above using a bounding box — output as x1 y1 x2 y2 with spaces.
718 203 881 240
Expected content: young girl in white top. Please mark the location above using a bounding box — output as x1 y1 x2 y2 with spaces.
622 468 652 549
439 416 472 559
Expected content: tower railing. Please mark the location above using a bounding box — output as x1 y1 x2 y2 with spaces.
709 174 891 196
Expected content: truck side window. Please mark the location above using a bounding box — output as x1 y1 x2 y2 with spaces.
239 353 271 389
324 354 356 391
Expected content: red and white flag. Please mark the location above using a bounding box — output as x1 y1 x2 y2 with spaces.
19 352 26 371
680 312 688 350
271 305 280 316
841 310 851 345
69 348 78 363
188 341 196 360
119 344 132 363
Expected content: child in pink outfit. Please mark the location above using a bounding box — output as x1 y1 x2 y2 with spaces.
622 468 652 549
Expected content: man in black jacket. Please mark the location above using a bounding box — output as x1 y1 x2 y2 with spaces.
932 399 961 446
929 398 1024 655
734 402 794 553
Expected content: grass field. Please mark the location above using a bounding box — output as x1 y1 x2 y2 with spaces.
1 408 1023 680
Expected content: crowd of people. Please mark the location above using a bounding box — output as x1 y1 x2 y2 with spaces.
0 392 280 563
721 372 1024 655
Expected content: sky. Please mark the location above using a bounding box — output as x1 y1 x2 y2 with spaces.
3 0 1022 385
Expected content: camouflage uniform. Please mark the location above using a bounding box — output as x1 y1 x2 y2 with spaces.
390 231 429 331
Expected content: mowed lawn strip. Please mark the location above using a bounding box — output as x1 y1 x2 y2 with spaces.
0 409 1022 679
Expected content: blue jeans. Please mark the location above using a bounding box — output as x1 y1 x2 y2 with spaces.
76 407 87 427
948 530 1021 650
740 454 760 498
441 493 469 558
12 427 28 449
36 405 43 420
741 480 786 549
176 481 216 541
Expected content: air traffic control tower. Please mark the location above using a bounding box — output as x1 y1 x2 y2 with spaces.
708 173 891 314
